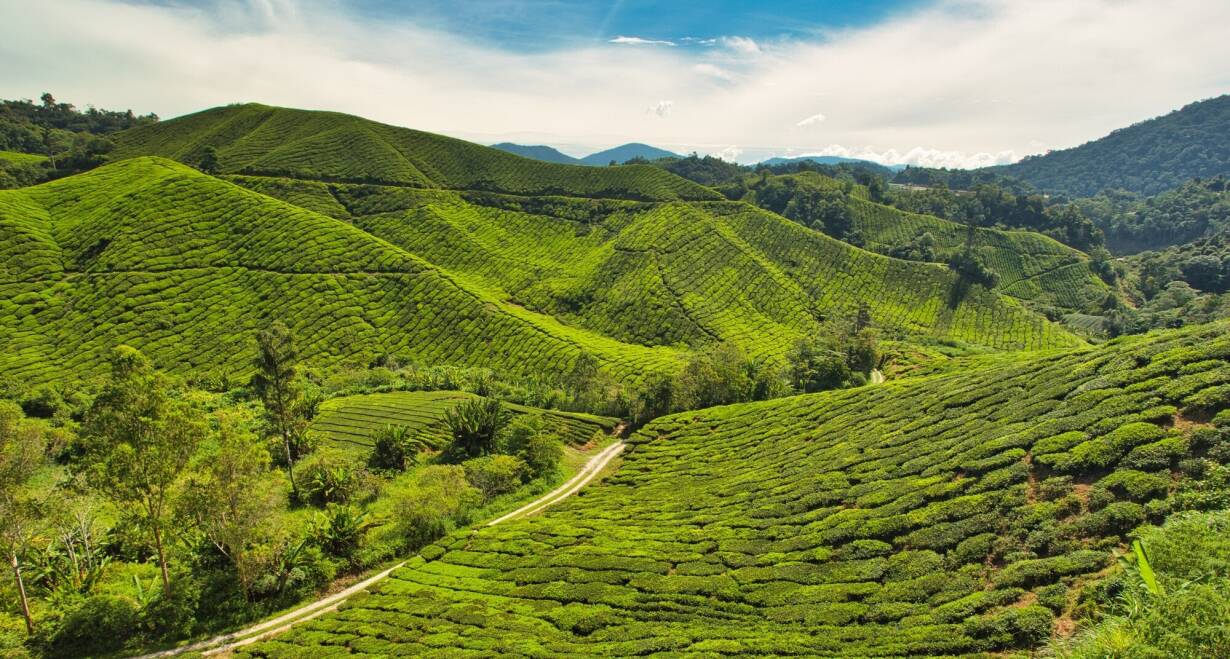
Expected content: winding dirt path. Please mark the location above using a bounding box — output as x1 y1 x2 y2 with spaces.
133 439 626 658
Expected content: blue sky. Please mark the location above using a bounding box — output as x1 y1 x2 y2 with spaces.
3 0 1228 166
348 0 925 52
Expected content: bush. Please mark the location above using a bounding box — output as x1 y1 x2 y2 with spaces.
445 398 509 458
50 595 140 656
392 466 481 550
369 424 427 471
464 455 527 501
1097 470 1170 502
297 451 369 506
964 604 1053 649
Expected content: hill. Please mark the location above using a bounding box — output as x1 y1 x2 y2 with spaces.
239 320 1230 656
229 172 1082 355
580 142 680 165
761 155 901 177
109 104 717 201
0 157 685 385
490 142 581 165
741 172 1113 315
988 94 1230 196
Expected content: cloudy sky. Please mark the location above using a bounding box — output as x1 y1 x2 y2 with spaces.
2 0 1228 167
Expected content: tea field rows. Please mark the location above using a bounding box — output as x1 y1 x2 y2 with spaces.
240 320 1230 656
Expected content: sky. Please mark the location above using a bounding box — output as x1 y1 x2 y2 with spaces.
2 0 1228 167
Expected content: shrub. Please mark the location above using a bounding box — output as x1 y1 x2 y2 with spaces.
50 595 140 656
392 466 480 550
463 455 528 501
964 604 1053 649
369 424 427 471
445 398 509 458
1097 470 1170 502
297 451 369 506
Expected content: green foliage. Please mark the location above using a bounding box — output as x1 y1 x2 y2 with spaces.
368 424 427 471
463 454 528 501
991 94 1230 196
240 320 1230 657
48 594 140 656
444 398 510 458
390 466 480 551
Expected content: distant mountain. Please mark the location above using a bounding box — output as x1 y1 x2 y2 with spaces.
490 142 581 165
580 142 680 165
987 94 1230 196
759 155 904 175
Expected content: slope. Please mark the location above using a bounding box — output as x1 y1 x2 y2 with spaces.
745 172 1112 313
580 142 680 166
989 94 1230 196
110 104 719 201
0 157 684 385
490 143 582 165
231 175 1084 354
240 320 1230 657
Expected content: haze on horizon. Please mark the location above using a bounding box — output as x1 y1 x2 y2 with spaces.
2 0 1228 168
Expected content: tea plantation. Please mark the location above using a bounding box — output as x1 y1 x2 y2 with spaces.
0 157 685 385
110 104 723 201
240 321 1230 656
311 390 618 459
744 172 1112 313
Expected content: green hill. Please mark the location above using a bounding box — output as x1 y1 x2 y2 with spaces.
988 94 1230 196
0 157 685 385
744 172 1112 314
110 104 719 201
240 320 1230 657
229 174 1083 355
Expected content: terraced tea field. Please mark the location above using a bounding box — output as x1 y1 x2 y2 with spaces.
311 390 619 458
111 104 722 201
745 172 1110 313
240 321 1230 656
230 175 1083 355
0 157 684 385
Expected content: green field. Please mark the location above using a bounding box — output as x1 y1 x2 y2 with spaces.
0 150 47 166
311 390 619 458
240 320 1230 656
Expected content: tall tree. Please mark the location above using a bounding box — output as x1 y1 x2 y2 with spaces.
0 401 47 635
80 345 205 594
178 413 284 600
252 322 308 501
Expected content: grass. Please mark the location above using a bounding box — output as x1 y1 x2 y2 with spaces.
237 320 1230 657
0 150 47 166
310 390 619 460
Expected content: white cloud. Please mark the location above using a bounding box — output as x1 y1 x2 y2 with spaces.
796 113 827 127
647 100 675 118
609 35 676 47
714 145 744 162
793 144 1019 169
693 63 734 81
720 36 761 55
2 0 1228 167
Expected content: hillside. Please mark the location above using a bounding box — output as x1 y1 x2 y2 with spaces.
0 157 685 385
742 172 1113 314
228 173 1082 354
989 94 1230 196
580 142 680 165
109 104 718 201
761 155 900 177
490 143 582 165
240 320 1230 656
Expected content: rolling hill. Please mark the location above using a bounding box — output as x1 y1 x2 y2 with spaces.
989 94 1230 196
238 320 1230 656
760 155 902 176
742 172 1113 314
0 157 686 385
490 143 581 165
580 142 680 165
109 104 717 201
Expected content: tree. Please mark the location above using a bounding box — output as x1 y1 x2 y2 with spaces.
178 413 284 600
0 401 47 635
787 337 851 393
252 322 310 501
80 346 205 594
672 342 755 411
198 145 220 174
